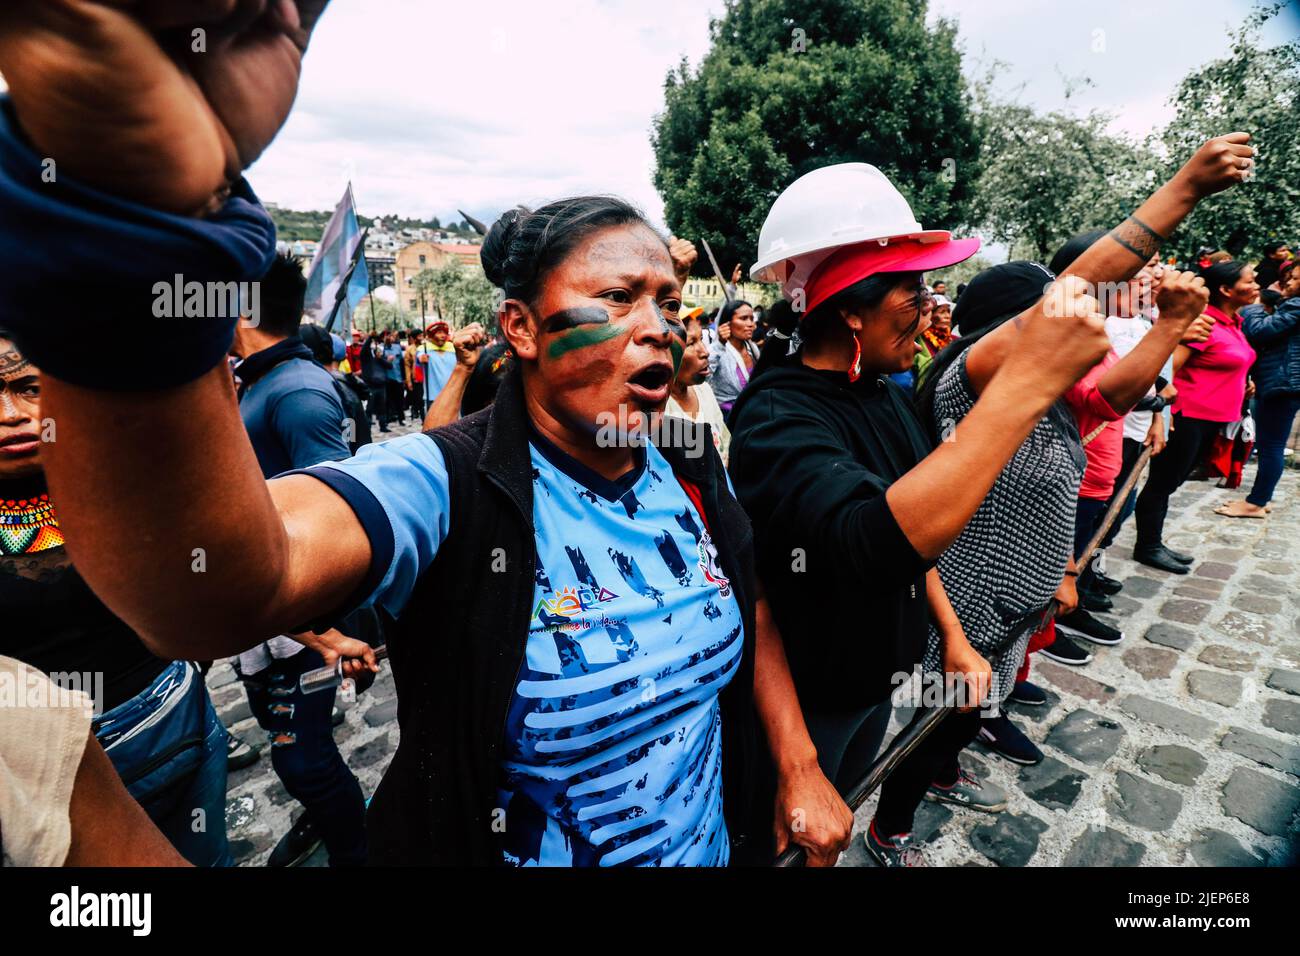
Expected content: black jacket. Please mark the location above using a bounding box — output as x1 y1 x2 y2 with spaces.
364 369 771 865
728 360 935 711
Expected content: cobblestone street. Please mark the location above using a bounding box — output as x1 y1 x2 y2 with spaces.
210 430 1300 866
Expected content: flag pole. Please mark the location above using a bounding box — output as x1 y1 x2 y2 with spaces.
324 227 369 335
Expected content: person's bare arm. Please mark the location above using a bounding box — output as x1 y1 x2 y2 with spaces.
424 363 472 429
423 323 487 429
1094 270 1209 412
64 731 188 867
41 365 372 661
926 568 990 712
966 134 1255 394
753 593 853 867
886 278 1111 559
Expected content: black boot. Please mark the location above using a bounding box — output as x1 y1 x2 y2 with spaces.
1134 545 1190 575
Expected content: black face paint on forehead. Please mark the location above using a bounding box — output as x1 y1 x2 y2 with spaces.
543 307 611 334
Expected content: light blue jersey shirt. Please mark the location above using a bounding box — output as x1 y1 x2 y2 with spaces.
304 431 743 866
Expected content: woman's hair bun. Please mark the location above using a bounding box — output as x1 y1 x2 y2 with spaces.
480 207 526 289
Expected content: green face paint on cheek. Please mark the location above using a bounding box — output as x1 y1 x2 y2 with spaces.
668 338 684 373
547 321 629 360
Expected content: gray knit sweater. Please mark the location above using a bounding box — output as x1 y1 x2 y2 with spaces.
922 350 1086 701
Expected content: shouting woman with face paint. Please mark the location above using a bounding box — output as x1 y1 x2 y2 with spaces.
0 4 859 867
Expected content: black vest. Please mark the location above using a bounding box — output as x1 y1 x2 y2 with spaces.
365 370 770 865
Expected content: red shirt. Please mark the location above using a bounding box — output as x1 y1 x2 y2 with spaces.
1065 349 1125 501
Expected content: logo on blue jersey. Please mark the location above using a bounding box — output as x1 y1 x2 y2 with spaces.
696 531 731 598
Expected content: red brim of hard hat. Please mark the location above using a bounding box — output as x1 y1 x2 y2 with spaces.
426 323 449 334
802 237 981 317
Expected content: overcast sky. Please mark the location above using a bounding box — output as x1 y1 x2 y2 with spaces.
101 1 1300 228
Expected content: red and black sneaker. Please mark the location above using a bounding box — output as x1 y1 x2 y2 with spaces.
863 820 928 867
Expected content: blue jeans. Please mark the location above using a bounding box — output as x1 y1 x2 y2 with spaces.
239 648 367 866
1247 394 1300 507
95 660 232 867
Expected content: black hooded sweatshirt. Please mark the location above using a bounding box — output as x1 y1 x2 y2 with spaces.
728 359 936 711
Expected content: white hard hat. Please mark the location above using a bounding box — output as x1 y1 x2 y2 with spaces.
750 164 978 308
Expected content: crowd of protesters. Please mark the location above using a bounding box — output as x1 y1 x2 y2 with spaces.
1 4 1297 871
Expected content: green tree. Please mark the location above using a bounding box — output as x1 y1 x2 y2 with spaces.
967 91 1157 262
652 0 981 275
354 298 412 333
413 263 501 334
1157 7 1300 261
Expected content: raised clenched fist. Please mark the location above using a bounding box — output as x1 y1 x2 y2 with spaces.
1011 275 1111 395
1153 269 1210 325
0 0 331 215
1171 133 1255 200
667 237 698 286
452 322 487 369
1181 312 1216 345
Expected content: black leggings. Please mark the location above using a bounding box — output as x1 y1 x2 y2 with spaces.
803 700 894 794
1133 414 1222 549
874 707 984 837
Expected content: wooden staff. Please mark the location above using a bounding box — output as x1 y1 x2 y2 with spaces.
773 444 1158 867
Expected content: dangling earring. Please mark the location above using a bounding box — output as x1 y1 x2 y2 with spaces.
848 328 863 382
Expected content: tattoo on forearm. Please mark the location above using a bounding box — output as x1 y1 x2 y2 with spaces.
1108 216 1166 262
0 347 32 377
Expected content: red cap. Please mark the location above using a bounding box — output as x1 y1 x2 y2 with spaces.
426 321 449 335
802 237 981 317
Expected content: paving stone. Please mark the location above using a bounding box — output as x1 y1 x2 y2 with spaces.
350 732 392 770
219 699 252 726
1122 646 1178 680
1186 670 1242 707
1280 645 1300 668
1213 611 1273 644
225 794 257 830
912 800 953 844
1006 685 1061 724
1018 756 1087 810
364 697 399 727
1189 829 1266 867
1194 562 1236 581
1119 695 1214 740
1174 583 1223 601
228 831 273 864
1196 645 1257 672
969 812 1048 867
1180 575 1226 595
1063 826 1146 866
209 683 244 709
1121 576 1164 599
1108 770 1183 831
1262 698 1300 735
266 780 296 808
1105 595 1143 617
1137 744 1207 786
1045 709 1126 766
1232 593 1283 616
1206 547 1247 562
1254 560 1293 576
1144 622 1195 651
1160 599 1211 625
208 667 237 690
1241 574 1288 596
1220 767 1300 837
1036 661 1118 703
1266 668 1300 696
1220 727 1300 775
